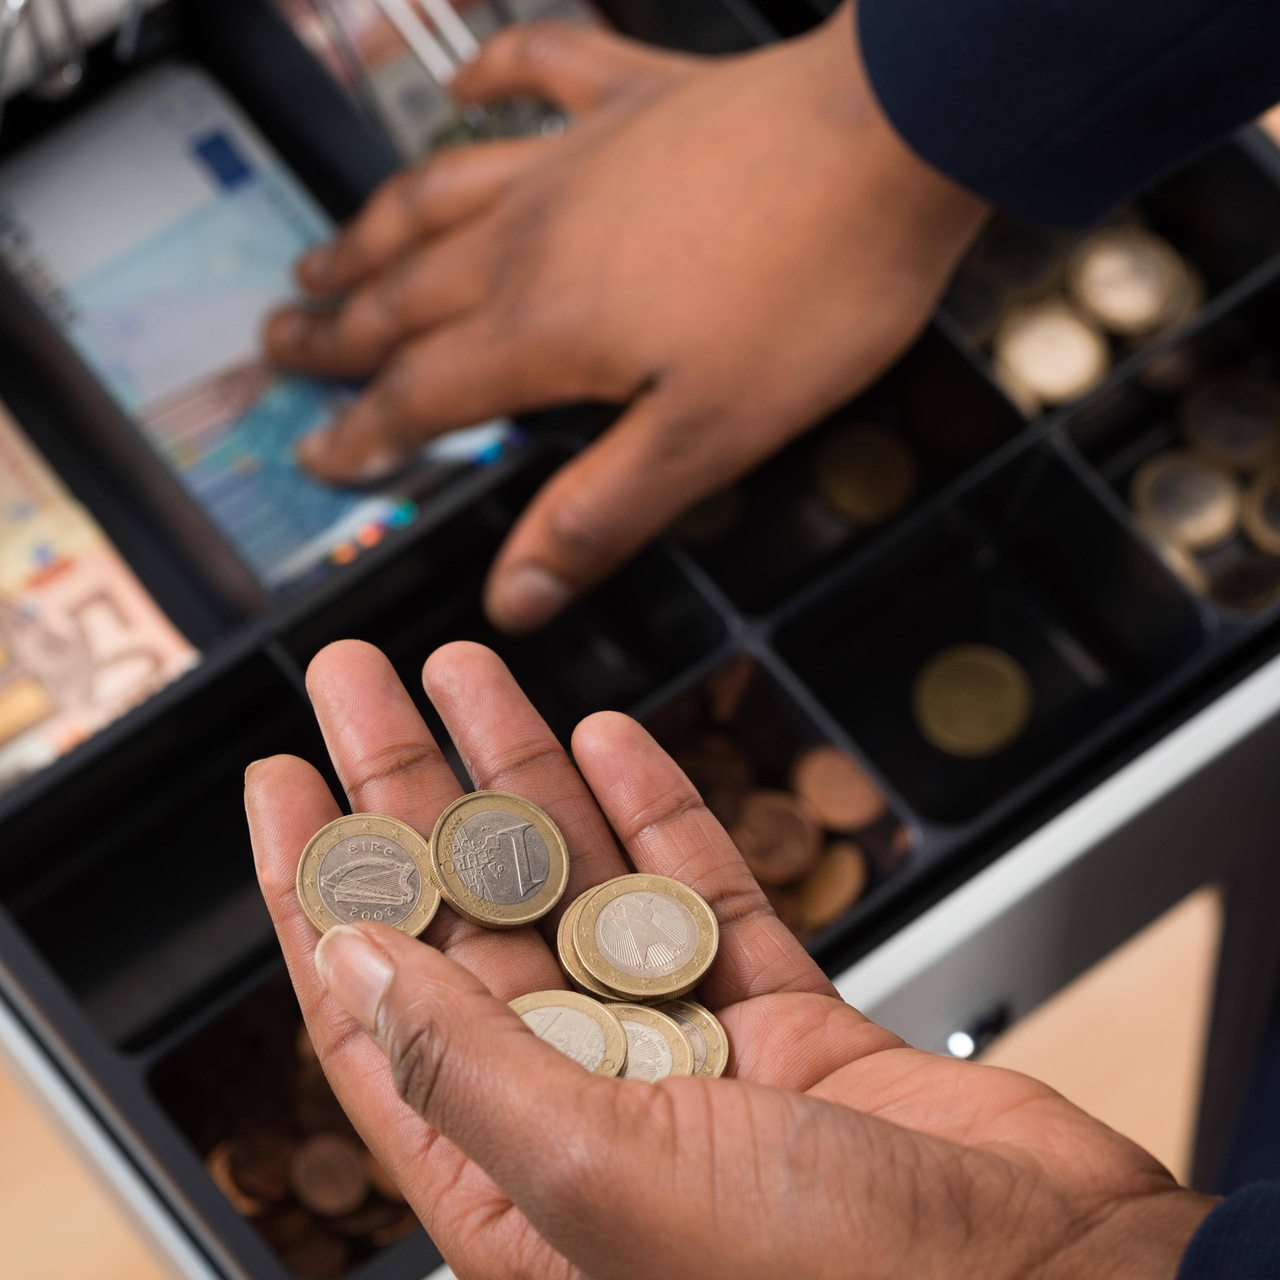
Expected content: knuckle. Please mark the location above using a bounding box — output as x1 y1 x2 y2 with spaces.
345 740 447 805
539 492 620 579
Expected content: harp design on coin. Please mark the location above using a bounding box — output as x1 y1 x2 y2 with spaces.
320 855 416 906
597 894 694 975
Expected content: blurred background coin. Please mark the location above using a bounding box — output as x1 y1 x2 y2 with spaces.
1130 450 1242 550
912 644 1034 758
812 423 919 527
1180 372 1280 472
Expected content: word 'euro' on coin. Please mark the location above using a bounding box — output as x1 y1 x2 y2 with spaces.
296 814 439 936
812 423 919 528
573 874 719 1001
912 644 1034 758
658 999 730 1079
611 1004 696 1081
1180 373 1280 473
1129 451 1242 551
430 790 569 928
729 789 824 887
509 991 627 1077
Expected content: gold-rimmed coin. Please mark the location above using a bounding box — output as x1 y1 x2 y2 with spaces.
812 423 919 528
430 791 569 928
296 814 439 936
993 302 1109 405
1181 373 1280 473
1243 473 1280 556
509 991 627 1077
658 999 729 1079
1066 227 1191 337
556 890 617 999
793 840 869 934
574 874 719 1002
912 644 1033 758
1137 516 1211 596
1130 451 1242 550
610 1004 696 1081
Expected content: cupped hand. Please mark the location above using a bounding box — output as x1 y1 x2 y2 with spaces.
247 639 1214 1279
265 5 988 632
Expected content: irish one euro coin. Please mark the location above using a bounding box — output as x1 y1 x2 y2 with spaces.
296 814 440 936
574 874 719 1001
509 991 627 1077
431 791 569 928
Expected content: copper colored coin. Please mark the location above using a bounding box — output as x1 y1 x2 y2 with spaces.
278 1235 350 1280
762 882 803 933
228 1130 293 1204
673 732 754 824
290 1134 370 1218
789 745 886 831
331 1198 406 1239
812 423 920 527
794 841 869 934
706 655 757 725
363 1151 407 1205
729 790 824 886
205 1140 266 1217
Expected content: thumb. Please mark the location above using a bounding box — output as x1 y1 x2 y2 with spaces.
313 923 631 1212
451 21 693 116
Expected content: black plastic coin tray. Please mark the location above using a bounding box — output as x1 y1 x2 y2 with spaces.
3 1 1280 1277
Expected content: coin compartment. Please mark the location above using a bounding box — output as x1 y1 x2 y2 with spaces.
1065 276 1280 622
279 454 727 743
671 328 1025 614
775 446 1208 824
0 650 323 1051
641 654 912 941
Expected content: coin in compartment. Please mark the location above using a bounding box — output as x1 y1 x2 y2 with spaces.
1066 226 1194 337
673 485 747 546
205 1140 267 1217
510 990 628 1077
793 840 870 934
1137 517 1211 596
574 874 719 1001
611 1003 696 1081
993 301 1109 405
431 791 569 928
1243 473 1280 555
297 814 439 936
912 644 1034 758
812 423 919 527
673 731 755 824
1130 450 1242 550
789 744 886 831
658 999 730 1079
289 1134 370 1219
1180 372 1280 472
729 789 825 886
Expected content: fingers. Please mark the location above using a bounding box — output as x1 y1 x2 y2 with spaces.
422 641 630 912
452 21 693 116
305 640 563 987
484 390 732 632
291 315 546 482
571 711 838 1008
292 138 551 296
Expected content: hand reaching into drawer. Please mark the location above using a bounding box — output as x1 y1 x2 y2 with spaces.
262 5 986 634
246 638 1215 1279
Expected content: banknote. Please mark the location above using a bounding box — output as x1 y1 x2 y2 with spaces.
0 63 514 594
0 401 197 794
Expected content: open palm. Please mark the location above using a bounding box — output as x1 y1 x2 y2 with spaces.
248 640 1211 1279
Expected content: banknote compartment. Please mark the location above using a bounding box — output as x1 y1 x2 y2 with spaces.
671 327 1025 615
642 654 912 943
0 652 325 1051
1065 274 1280 623
775 445 1208 825
279 455 726 743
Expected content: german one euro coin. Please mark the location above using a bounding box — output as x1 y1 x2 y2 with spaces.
430 791 570 928
509 991 627 1077
610 1004 695 1081
574 874 719 1001
296 814 440 936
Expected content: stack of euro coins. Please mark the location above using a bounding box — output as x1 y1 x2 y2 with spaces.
203 1022 417 1280
944 214 1203 415
1128 369 1280 613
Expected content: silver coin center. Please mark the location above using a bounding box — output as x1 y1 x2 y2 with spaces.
594 892 697 978
521 1007 607 1071
446 811 551 905
621 1021 674 1082
318 836 421 925
666 1012 708 1073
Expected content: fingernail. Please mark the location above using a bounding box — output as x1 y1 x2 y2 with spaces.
355 447 411 483
299 244 333 288
244 758 266 786
315 926 394 1035
296 428 329 468
269 310 309 351
489 564 573 632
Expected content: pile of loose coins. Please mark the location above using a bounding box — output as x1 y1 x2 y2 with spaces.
203 1021 417 1280
910 643 1035 760
1127 368 1280 612
297 792 730 1084
945 215 1204 414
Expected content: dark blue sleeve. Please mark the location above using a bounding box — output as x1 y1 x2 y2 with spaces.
858 0 1280 226
1175 1184 1280 1279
